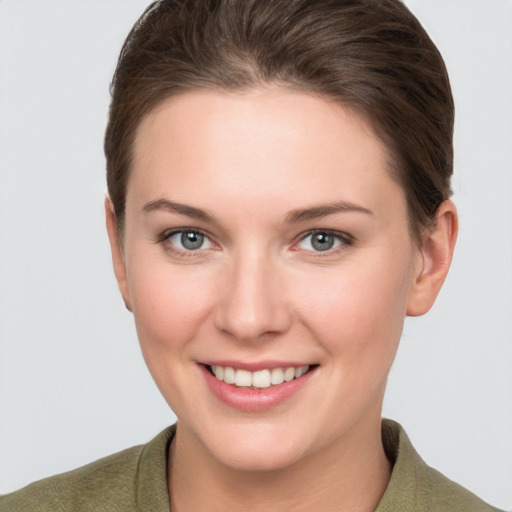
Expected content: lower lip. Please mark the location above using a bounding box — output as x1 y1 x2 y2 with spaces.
200 365 316 412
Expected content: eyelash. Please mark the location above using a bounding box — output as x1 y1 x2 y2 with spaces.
156 228 217 258
293 230 354 255
156 228 354 257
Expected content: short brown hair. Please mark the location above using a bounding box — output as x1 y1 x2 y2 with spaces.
105 0 454 241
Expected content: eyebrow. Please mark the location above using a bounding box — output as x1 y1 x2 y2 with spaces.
285 201 373 224
142 198 213 222
142 198 373 224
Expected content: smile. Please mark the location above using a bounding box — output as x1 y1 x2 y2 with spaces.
209 365 310 388
201 362 317 411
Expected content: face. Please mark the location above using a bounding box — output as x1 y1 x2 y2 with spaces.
111 88 426 471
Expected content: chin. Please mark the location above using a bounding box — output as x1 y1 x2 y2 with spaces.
193 419 312 472
214 441 306 473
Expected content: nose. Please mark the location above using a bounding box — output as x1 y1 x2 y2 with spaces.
214 250 292 343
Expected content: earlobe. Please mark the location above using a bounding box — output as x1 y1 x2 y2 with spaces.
406 200 458 317
104 197 133 312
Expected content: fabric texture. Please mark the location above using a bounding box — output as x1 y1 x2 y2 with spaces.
0 420 503 512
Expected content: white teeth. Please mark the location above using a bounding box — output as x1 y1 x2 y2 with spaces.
271 368 285 385
223 366 236 384
211 365 310 388
284 367 295 381
235 369 252 387
252 369 271 388
295 365 309 378
213 365 224 380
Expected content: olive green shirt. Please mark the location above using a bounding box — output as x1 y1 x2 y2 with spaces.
0 420 504 511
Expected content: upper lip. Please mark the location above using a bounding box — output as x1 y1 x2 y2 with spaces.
199 360 315 372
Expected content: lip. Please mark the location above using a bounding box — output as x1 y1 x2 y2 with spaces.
199 362 317 412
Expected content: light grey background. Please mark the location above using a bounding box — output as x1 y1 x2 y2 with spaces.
0 0 511 509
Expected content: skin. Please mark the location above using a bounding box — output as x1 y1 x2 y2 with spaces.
106 88 457 512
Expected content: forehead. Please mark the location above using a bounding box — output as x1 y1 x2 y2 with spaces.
128 88 405 223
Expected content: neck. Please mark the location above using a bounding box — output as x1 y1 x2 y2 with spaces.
168 416 391 512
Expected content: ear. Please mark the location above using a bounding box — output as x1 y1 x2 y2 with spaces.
407 200 458 317
104 196 132 312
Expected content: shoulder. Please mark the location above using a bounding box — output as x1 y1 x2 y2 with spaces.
0 426 174 512
0 445 143 512
378 419 505 512
422 464 504 512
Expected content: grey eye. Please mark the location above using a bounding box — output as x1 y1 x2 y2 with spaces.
180 231 204 250
297 231 344 252
167 230 213 251
311 232 335 251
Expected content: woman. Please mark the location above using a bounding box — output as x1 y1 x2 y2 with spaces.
0 1 506 510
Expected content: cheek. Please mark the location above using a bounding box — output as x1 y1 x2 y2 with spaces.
127 260 217 356
293 252 415 361
125 258 222 415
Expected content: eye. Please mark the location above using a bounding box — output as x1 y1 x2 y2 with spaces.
296 231 349 252
165 230 214 252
